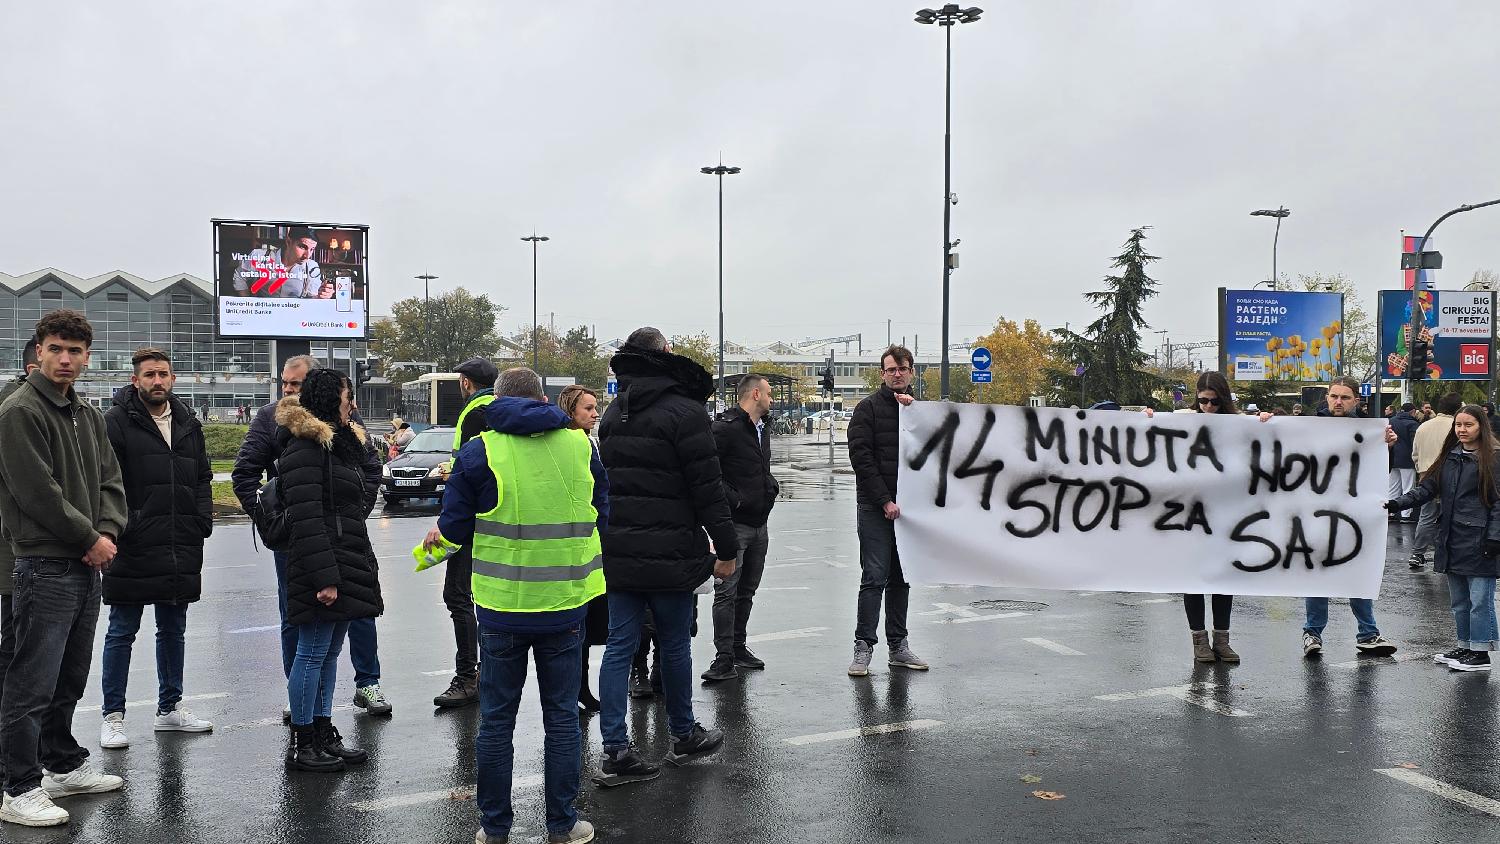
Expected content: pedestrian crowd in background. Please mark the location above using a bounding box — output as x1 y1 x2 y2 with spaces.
0 310 1496 843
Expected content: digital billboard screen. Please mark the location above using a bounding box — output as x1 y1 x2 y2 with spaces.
213 219 368 340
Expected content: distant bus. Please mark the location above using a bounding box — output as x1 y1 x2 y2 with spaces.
399 372 465 429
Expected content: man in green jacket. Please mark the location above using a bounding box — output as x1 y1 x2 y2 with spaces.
0 339 38 781
0 311 128 828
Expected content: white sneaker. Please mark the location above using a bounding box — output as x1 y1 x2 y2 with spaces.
100 712 129 749
40 762 123 798
154 705 213 733
0 788 68 827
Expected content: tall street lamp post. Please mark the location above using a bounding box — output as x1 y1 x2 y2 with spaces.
1249 207 1291 287
915 4 983 400
520 234 549 371
701 163 741 407
415 272 438 356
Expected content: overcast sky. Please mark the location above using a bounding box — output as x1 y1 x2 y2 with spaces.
4 1 1499 362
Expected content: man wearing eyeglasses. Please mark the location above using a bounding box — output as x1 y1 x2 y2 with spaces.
1301 376 1400 659
846 345 927 677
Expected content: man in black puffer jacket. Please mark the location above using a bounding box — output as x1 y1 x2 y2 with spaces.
595 327 739 780
99 349 215 748
846 345 927 678
702 374 780 682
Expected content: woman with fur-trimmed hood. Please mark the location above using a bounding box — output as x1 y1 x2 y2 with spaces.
274 368 383 772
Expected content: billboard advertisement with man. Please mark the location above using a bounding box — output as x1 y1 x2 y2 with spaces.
1219 289 1344 382
213 219 368 339
1378 289 1494 381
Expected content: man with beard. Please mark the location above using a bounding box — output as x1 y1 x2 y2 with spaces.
97 349 215 749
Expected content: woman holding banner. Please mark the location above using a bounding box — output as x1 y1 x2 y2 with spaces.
1387 405 1500 672
1185 372 1241 664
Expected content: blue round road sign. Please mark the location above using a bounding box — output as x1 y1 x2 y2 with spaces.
971 348 992 371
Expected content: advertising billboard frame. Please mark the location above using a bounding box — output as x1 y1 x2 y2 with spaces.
1218 287 1346 384
211 217 371 342
1375 288 1495 382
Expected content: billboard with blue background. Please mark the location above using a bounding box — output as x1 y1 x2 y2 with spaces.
1377 289 1493 381
1219 289 1344 382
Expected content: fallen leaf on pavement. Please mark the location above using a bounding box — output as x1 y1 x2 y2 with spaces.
1020 775 1043 784
1024 749 1040 756
1031 791 1065 801
449 789 475 801
1396 762 1419 769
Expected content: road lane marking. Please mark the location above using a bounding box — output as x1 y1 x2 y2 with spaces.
221 704 355 732
1375 768 1500 817
1329 653 1425 669
1023 638 1085 656
76 692 229 714
1095 682 1252 717
746 626 829 643
1139 598 1174 604
784 719 943 746
228 624 280 633
351 775 544 811
918 602 979 619
950 612 1027 625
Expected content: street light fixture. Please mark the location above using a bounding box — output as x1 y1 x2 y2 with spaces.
415 271 439 345
701 163 741 408
520 234 550 371
915 4 983 400
1249 207 1290 288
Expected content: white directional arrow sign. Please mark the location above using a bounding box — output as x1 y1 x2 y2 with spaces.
970 347 992 371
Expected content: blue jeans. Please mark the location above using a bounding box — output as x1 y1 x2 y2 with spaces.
287 619 350 726
1447 574 1499 651
1303 597 1380 641
476 625 582 838
275 551 379 686
599 590 696 748
101 603 188 716
0 559 99 796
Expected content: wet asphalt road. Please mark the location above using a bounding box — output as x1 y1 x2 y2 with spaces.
16 436 1500 843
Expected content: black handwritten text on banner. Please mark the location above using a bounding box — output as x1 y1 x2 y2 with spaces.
895 404 1389 598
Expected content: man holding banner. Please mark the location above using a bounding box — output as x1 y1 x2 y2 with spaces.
1302 377 1399 658
847 345 927 677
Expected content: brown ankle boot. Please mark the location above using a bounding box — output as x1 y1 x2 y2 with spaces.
1192 630 1216 662
1212 630 1240 663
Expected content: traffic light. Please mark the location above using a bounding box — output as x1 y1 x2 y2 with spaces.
820 366 835 393
355 359 371 387
1408 338 1431 381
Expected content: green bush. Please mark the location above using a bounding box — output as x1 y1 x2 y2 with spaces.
203 424 249 460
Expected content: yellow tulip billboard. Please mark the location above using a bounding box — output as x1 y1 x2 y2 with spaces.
1218 289 1344 382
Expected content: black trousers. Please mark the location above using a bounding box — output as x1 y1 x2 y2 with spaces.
444 546 478 679
1183 594 1233 631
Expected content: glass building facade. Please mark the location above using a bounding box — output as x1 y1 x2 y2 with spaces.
0 270 365 417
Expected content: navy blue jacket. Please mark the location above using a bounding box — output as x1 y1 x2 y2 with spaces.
1389 411 1420 470
438 397 608 633
1392 446 1500 577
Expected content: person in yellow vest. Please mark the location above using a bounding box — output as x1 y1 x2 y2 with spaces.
432 357 497 708
422 367 605 844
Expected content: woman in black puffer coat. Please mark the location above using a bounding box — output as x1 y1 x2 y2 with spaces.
275 369 382 772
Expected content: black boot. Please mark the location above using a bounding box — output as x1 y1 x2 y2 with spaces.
578 650 601 712
628 662 653 699
313 716 368 765
287 724 345 772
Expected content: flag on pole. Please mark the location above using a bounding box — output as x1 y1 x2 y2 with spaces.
1403 234 1436 291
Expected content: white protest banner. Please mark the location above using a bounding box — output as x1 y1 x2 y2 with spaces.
895 403 1389 598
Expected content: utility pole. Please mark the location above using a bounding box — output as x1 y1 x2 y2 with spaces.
520 234 549 372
